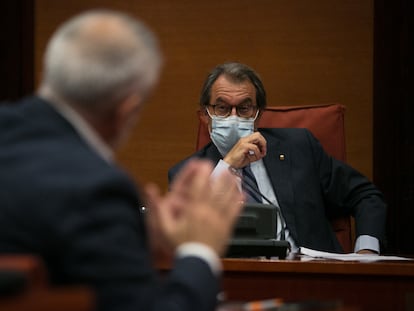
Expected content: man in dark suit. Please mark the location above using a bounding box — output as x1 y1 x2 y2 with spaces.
0 11 244 311
169 62 387 254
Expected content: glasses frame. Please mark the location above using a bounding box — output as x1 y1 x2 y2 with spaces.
207 103 258 118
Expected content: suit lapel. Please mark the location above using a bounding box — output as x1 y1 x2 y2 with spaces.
262 131 298 241
203 143 223 166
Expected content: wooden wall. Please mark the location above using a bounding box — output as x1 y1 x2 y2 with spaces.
0 0 33 101
34 0 373 191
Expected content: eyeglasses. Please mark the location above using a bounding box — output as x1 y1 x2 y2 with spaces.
207 103 258 118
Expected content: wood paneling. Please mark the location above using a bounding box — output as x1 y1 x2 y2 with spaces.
0 0 33 101
373 0 413 255
34 1 374 192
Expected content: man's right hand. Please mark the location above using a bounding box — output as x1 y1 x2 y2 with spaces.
145 159 244 256
223 132 267 169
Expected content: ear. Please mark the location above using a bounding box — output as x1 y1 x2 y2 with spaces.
198 109 209 125
254 109 263 130
118 92 141 120
198 108 212 133
113 93 142 146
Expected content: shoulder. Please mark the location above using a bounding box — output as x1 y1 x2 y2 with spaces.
258 128 325 158
2 108 138 207
258 127 316 143
168 143 220 183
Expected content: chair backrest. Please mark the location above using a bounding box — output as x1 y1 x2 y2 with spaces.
196 103 353 253
0 255 94 310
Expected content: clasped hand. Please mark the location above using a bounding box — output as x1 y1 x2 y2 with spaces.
144 159 244 257
223 132 267 169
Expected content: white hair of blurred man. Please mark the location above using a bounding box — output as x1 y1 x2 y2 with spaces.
39 9 162 114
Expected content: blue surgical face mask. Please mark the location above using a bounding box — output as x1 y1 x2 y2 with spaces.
207 109 259 156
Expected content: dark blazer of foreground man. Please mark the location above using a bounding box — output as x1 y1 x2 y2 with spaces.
0 10 243 311
169 62 387 254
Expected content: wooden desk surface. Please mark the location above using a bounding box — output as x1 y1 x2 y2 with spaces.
222 257 414 276
220 258 414 311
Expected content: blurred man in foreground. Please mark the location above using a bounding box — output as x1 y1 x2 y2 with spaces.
0 10 243 311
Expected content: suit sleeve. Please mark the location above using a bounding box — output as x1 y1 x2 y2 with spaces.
47 170 220 311
306 130 387 248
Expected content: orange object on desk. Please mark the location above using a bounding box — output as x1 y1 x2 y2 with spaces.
243 298 283 311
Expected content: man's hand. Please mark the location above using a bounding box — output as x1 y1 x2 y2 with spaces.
223 132 267 169
145 159 244 256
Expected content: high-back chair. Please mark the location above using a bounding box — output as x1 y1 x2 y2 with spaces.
196 103 353 253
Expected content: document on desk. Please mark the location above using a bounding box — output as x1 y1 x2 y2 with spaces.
299 247 413 262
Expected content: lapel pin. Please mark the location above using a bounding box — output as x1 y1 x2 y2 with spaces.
279 154 285 161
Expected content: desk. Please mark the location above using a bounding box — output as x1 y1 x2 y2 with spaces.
220 258 414 311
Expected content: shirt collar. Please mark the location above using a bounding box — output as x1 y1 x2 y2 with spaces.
45 98 114 163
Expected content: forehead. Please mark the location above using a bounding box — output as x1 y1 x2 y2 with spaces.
210 75 256 104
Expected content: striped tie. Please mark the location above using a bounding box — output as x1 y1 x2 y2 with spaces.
242 165 262 203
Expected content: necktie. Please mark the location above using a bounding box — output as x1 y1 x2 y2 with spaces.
242 165 262 203
242 164 286 240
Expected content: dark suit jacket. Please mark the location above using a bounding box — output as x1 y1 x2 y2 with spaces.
169 128 387 253
0 96 219 311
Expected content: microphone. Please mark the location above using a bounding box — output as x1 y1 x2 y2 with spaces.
229 166 287 241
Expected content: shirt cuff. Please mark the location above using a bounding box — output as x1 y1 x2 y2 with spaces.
354 235 380 254
176 242 222 277
211 160 242 191
211 159 230 179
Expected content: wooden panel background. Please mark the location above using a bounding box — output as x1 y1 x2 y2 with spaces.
34 0 373 191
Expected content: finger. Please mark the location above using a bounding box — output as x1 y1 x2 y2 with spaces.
169 160 199 193
144 183 163 229
225 173 245 216
251 142 267 157
246 145 259 157
245 144 262 161
181 160 213 204
251 135 267 156
146 183 190 249
144 182 161 209
211 170 244 217
145 183 181 232
170 159 212 190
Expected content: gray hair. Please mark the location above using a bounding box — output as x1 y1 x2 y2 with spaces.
40 10 162 111
199 62 267 110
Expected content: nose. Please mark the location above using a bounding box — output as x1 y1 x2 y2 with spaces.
230 106 238 116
